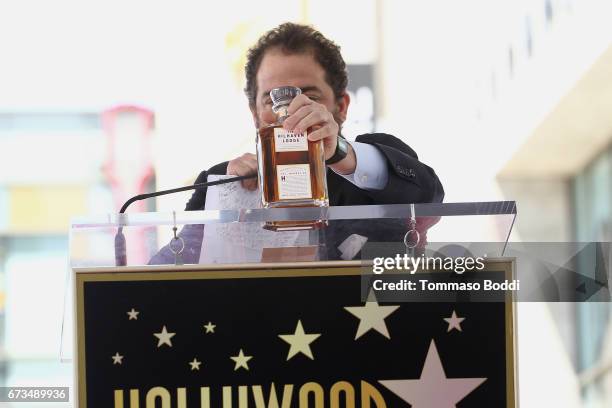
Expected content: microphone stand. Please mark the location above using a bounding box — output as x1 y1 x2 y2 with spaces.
115 175 256 266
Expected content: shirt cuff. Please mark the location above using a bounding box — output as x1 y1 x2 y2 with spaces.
331 141 389 190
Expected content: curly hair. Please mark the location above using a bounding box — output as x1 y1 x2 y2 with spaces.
244 23 348 107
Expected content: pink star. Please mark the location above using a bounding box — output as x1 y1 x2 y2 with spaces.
444 310 466 332
379 340 486 408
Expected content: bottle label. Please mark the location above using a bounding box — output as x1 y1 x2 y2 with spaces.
276 164 312 199
274 128 308 152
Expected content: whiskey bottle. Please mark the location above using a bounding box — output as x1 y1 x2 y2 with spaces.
256 86 329 209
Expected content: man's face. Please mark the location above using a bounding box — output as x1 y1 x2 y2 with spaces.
251 47 349 128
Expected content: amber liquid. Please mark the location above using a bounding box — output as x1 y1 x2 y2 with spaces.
256 123 329 208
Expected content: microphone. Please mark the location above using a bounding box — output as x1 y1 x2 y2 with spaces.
115 174 257 266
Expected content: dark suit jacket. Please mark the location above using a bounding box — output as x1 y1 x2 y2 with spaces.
149 133 444 264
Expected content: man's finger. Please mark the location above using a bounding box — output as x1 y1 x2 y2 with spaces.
293 110 328 134
241 178 258 191
287 94 313 115
307 124 335 142
283 104 312 130
226 153 258 191
227 153 257 176
237 161 257 177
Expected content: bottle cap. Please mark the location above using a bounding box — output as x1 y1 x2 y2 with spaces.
271 86 301 113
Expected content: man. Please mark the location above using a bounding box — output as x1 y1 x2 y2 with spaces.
186 22 443 210
150 23 443 264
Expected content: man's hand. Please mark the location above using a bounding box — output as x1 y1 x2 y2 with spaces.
282 94 356 174
226 153 258 190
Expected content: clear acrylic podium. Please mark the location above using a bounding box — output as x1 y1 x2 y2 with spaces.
70 201 516 268
68 202 517 408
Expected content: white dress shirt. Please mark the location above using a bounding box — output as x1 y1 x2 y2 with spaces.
331 140 389 190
